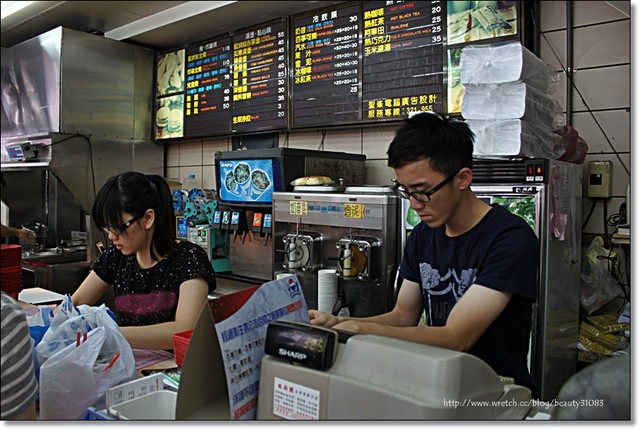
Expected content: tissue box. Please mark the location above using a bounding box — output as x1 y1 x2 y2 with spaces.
467 119 564 159
460 42 558 93
461 81 559 126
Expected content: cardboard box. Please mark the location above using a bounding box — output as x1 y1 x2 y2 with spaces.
109 391 177 420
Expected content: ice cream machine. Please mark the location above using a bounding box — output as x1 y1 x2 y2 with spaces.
272 186 400 317
214 148 366 283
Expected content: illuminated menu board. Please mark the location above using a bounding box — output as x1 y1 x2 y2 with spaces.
362 1 445 121
292 4 361 127
231 21 287 132
184 35 232 136
153 2 522 140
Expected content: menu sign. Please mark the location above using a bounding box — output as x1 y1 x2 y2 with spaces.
362 0 445 120
231 21 288 132
292 4 361 127
184 35 232 136
153 2 520 140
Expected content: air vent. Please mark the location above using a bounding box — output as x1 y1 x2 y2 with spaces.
472 158 548 183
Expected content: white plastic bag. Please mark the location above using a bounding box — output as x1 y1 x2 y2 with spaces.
37 297 137 419
580 237 622 314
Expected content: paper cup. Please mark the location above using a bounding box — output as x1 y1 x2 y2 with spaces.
317 269 338 313
276 273 293 280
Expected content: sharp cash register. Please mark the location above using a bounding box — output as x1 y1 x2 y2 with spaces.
257 321 532 420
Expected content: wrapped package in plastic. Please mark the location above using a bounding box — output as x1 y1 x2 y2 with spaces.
467 119 565 159
461 81 560 126
460 41 559 93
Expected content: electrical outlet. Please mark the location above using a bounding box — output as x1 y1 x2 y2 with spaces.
587 161 612 198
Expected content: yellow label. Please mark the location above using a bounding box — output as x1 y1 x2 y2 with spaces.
289 201 308 215
344 203 364 218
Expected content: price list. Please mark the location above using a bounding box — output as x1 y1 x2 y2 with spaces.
362 1 445 120
184 35 232 136
231 21 287 132
292 4 361 127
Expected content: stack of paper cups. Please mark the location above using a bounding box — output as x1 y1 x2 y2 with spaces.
317 269 338 313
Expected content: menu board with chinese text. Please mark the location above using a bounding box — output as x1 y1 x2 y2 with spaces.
292 4 361 127
362 1 445 121
153 1 521 139
231 21 288 132
184 35 232 136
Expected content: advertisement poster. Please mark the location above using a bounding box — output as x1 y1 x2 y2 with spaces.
213 276 310 420
155 94 184 140
447 47 464 114
446 1 517 45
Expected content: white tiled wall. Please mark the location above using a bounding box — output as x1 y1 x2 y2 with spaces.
166 1 631 238
539 1 631 236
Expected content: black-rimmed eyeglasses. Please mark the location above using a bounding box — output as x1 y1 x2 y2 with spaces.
103 215 142 235
393 169 460 202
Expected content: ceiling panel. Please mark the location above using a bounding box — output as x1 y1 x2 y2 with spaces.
1 1 346 51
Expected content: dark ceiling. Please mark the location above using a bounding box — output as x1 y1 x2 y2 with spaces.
1 1 346 51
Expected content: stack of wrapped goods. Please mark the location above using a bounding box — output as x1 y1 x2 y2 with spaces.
459 41 563 159
578 314 630 363
1 244 23 299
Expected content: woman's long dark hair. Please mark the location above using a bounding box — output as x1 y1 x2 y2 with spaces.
92 172 179 261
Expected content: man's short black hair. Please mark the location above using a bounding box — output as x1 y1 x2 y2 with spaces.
387 112 475 176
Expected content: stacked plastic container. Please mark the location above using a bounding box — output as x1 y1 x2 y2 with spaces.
459 41 562 159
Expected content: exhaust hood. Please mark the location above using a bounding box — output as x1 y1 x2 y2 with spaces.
1 26 154 141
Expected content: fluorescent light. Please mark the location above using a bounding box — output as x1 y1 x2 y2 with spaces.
1 1 35 20
105 1 236 41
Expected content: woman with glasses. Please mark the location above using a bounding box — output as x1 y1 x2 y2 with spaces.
310 112 540 399
70 172 216 350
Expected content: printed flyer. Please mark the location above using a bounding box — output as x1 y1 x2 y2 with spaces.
212 275 310 420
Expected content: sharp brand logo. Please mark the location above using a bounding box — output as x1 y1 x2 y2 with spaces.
279 348 306 361
287 279 302 298
220 162 234 168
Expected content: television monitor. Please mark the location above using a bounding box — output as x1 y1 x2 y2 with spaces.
216 158 284 208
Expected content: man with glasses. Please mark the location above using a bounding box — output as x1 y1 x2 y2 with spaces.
310 112 540 398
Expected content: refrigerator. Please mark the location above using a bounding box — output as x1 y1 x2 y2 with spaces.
401 158 582 401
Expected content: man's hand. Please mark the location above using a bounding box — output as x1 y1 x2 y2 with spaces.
309 310 341 327
18 229 36 244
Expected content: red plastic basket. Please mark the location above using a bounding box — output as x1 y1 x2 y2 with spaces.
173 329 193 368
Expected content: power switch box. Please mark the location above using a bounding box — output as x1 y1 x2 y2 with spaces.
587 161 612 198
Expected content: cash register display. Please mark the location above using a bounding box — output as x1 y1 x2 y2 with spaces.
265 321 338 370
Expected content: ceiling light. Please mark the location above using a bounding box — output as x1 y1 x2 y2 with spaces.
105 1 236 41
1 1 35 20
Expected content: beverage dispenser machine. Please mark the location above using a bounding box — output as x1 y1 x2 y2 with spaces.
272 186 400 317
214 148 365 283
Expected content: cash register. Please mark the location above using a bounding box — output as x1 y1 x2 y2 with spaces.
256 321 532 420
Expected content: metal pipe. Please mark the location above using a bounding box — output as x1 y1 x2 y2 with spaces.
566 1 573 126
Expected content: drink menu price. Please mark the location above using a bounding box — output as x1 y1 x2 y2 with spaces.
184 35 232 136
362 0 445 120
231 21 287 132
292 4 361 127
